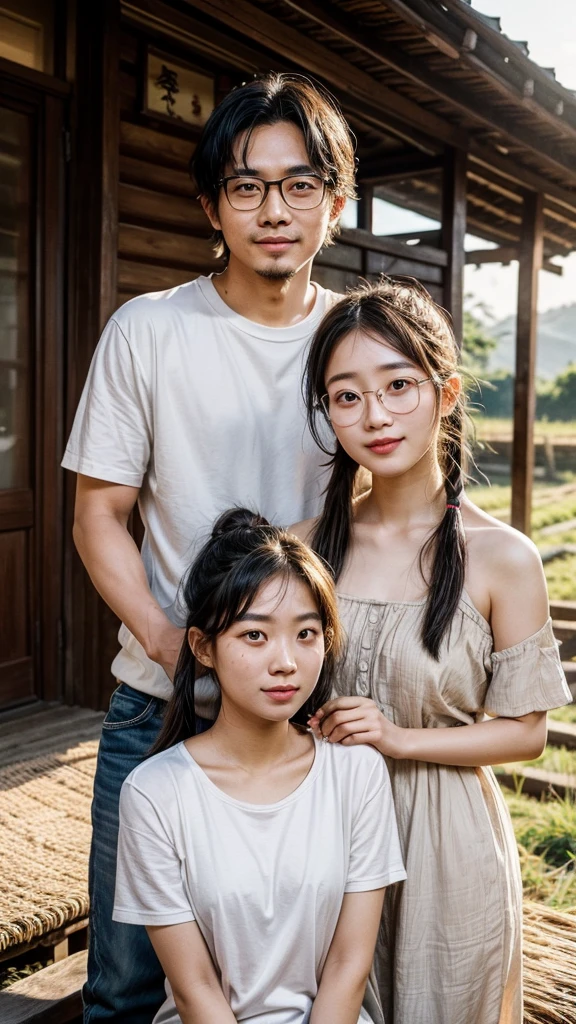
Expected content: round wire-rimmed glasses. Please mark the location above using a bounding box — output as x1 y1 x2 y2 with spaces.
320 376 437 427
219 173 330 211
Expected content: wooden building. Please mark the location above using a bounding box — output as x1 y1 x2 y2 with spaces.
2 0 576 716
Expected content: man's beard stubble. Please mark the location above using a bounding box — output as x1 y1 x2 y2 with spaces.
255 267 297 281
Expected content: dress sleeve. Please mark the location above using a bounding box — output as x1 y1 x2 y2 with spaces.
483 618 572 718
345 753 406 893
61 315 152 487
113 778 195 927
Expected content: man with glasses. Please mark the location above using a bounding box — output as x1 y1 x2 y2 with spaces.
62 73 356 1023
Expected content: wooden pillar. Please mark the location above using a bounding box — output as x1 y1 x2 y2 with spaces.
64 0 121 708
441 147 467 348
357 184 373 233
511 191 543 536
357 184 373 278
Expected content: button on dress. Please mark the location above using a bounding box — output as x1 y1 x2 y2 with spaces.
335 592 572 1024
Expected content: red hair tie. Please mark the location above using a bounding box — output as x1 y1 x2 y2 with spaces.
446 502 460 510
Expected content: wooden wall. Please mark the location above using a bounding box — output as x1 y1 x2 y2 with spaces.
115 27 225 308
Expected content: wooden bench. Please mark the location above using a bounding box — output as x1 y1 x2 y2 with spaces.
0 950 86 1023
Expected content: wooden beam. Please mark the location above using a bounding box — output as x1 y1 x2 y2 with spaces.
442 148 467 347
119 155 196 197
0 950 86 1024
386 229 442 246
119 121 194 168
438 0 576 115
118 224 215 269
121 0 271 74
358 153 443 184
371 174 573 257
465 248 563 275
384 0 576 145
0 55 71 97
465 247 517 265
470 146 576 218
179 0 466 151
366 252 443 285
511 193 544 536
118 184 209 234
283 0 576 181
340 227 447 267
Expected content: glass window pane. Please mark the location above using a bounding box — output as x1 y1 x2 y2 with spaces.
0 107 31 491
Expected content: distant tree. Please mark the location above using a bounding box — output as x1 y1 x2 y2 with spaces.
461 296 498 373
537 363 576 421
472 364 576 422
471 371 514 419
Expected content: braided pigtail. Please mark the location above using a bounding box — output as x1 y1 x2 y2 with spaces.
420 403 467 659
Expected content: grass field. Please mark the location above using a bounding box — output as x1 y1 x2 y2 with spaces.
550 705 576 725
504 787 576 910
465 477 576 601
518 745 576 777
471 416 576 442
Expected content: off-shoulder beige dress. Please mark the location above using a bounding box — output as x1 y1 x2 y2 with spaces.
336 592 572 1024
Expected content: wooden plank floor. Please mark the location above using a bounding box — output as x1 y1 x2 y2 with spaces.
0 706 104 769
0 949 86 1023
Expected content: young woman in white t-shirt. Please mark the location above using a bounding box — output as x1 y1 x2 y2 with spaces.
113 508 405 1024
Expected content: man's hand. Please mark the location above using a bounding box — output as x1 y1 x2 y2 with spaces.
149 621 187 681
308 696 405 758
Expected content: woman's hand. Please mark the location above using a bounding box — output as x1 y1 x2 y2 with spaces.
308 696 406 758
309 697 548 767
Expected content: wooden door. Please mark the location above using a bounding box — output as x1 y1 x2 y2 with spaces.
0 76 65 710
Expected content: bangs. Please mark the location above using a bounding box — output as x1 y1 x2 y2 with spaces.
201 541 342 658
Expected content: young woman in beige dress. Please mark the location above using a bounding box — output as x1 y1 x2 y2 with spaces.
292 278 571 1024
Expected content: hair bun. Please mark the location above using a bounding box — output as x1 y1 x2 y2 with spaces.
211 507 270 539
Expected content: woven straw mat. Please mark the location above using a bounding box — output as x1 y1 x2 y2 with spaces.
0 708 103 953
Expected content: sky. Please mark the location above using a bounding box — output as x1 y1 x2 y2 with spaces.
341 1 576 324
466 1 576 321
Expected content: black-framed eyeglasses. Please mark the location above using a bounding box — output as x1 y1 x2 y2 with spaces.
219 173 330 211
320 377 437 427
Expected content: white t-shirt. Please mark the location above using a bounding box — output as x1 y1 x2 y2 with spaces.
62 276 338 699
113 737 406 1024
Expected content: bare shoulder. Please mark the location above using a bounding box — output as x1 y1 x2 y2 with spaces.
462 496 550 645
462 497 542 577
288 516 318 545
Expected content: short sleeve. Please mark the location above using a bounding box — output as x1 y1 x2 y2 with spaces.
61 315 152 487
483 618 572 718
345 754 406 893
113 779 195 926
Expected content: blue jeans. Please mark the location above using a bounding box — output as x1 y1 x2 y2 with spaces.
83 683 167 1023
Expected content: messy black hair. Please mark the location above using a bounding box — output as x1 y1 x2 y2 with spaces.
191 72 356 259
